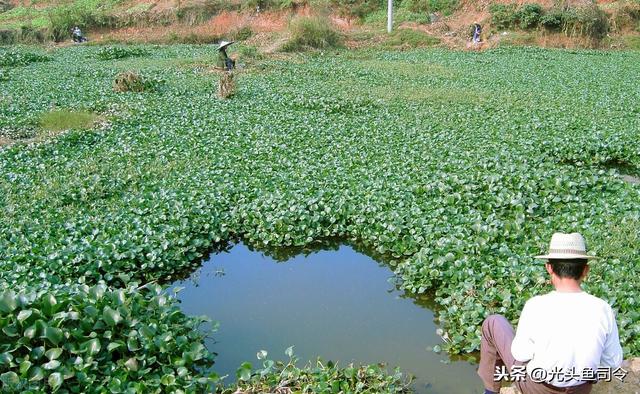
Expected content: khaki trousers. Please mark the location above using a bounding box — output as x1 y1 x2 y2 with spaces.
477 314 593 394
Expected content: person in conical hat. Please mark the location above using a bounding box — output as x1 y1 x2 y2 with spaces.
217 40 235 71
477 232 623 394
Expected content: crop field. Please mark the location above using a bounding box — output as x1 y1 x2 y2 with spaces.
1 45 639 392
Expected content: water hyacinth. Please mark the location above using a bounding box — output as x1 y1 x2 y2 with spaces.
0 281 216 392
1 45 639 390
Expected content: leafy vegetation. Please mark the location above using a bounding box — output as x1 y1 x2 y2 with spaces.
401 0 460 16
490 2 611 39
0 282 216 393
281 15 343 51
384 28 441 48
97 46 149 61
489 3 518 30
0 45 639 390
46 0 126 42
0 49 49 67
515 3 543 29
220 348 411 393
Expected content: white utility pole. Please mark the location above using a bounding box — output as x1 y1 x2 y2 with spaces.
387 0 393 33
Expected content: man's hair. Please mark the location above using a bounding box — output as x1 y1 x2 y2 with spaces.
548 259 588 280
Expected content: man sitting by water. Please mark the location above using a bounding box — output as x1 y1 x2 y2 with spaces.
478 232 623 394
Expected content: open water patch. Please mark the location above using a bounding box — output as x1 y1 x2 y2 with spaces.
171 243 483 394
601 160 640 185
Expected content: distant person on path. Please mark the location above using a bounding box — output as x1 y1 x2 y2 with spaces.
472 22 482 44
477 232 623 394
217 40 235 71
72 26 86 43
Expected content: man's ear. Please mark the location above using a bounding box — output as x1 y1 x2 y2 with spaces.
581 264 590 280
545 262 553 276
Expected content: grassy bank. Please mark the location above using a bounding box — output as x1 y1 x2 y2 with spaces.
0 45 639 391
1 0 640 49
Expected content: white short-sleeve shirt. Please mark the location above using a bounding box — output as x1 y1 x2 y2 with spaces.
511 291 623 387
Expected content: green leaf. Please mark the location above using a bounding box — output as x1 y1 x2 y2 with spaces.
28 366 44 382
0 352 12 365
45 348 63 360
83 338 101 356
48 372 63 392
237 362 252 381
19 360 32 374
17 309 33 323
160 373 176 386
89 285 106 300
42 294 57 315
124 357 138 371
0 371 19 387
0 292 17 313
102 307 122 327
2 324 18 337
23 324 37 339
285 346 294 358
44 327 64 346
43 360 61 370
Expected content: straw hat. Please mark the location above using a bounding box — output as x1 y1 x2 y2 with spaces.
535 232 597 260
218 40 234 50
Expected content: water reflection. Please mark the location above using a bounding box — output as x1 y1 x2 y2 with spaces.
172 243 483 394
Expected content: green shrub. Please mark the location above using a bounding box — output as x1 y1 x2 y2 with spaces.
0 0 12 12
18 24 46 43
238 44 263 61
241 0 307 11
491 3 542 30
39 110 99 132
611 1 640 32
385 28 441 48
96 46 149 60
0 29 16 45
0 50 50 67
46 1 120 42
176 0 228 25
402 0 459 16
489 3 518 30
363 7 431 25
515 3 543 29
491 3 609 38
231 25 253 41
562 5 609 39
540 7 564 30
281 15 343 52
330 0 380 19
166 31 221 44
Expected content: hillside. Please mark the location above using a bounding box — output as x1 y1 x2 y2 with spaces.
0 0 639 49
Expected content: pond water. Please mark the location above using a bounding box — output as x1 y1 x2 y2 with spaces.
172 243 483 394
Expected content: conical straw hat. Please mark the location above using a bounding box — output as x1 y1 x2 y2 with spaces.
218 40 234 50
